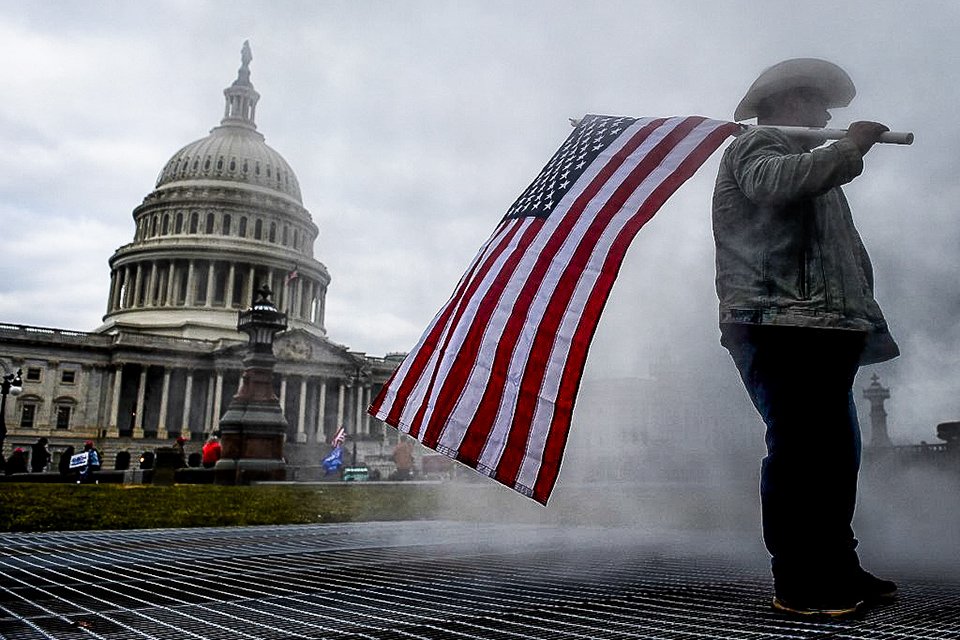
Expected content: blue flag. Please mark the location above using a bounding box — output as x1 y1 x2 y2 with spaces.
322 446 343 475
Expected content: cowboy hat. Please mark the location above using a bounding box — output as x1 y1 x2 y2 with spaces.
734 58 856 121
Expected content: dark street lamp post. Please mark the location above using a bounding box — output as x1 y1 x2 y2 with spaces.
215 285 289 484
0 368 24 457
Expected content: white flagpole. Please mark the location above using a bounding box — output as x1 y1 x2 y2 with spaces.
567 118 914 145
751 125 914 145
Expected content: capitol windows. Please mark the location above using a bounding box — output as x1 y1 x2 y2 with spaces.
177 272 188 305
162 214 170 235
213 266 228 306
242 159 248 174
293 230 300 250
195 262 209 303
54 399 76 430
255 161 261 176
26 367 41 382
20 404 36 428
56 406 70 429
205 212 215 234
229 159 236 172
175 212 184 234
137 270 148 306
254 219 263 240
269 222 277 243
60 370 76 385
223 214 232 236
253 268 268 291
238 216 247 237
151 216 160 237
18 397 40 428
204 157 211 171
190 212 199 234
232 271 246 308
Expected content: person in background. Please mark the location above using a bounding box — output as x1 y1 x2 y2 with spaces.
78 440 100 484
58 445 75 476
392 439 414 481
5 448 28 475
172 436 187 467
30 437 51 473
202 435 222 469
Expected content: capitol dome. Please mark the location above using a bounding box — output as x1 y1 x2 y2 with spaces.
155 118 303 203
98 42 330 341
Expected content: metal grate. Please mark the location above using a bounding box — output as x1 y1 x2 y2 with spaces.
1 522 958 639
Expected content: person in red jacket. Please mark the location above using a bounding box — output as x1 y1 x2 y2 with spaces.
201 435 221 469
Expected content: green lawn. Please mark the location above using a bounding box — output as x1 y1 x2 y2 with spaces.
0 483 449 532
0 480 756 533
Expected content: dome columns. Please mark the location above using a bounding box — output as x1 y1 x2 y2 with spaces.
103 255 328 335
224 92 257 126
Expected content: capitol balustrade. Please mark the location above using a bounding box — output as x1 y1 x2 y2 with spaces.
0 321 228 355
0 323 112 347
109 331 223 351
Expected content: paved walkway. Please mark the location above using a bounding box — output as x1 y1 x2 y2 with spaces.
1 522 958 639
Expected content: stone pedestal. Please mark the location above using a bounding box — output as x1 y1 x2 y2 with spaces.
215 399 288 483
214 285 288 484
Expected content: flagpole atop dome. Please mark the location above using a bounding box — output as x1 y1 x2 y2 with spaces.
220 40 260 131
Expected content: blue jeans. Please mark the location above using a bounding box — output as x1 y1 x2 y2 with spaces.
722 324 866 596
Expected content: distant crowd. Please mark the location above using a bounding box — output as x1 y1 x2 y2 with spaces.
1 434 222 482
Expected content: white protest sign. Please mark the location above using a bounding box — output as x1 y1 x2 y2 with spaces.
69 452 89 469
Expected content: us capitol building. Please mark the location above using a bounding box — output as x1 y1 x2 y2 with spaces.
0 43 401 471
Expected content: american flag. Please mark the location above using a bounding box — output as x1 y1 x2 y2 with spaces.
368 115 740 504
331 426 346 448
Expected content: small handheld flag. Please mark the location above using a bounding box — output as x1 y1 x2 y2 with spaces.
322 446 344 475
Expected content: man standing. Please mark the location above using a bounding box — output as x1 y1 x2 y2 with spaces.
713 58 899 617
30 437 51 473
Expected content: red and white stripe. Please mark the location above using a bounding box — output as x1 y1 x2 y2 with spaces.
369 116 739 504
331 426 346 448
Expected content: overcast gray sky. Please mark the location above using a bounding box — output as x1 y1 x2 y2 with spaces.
1 0 957 443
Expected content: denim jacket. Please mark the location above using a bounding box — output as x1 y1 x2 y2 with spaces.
712 127 898 365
